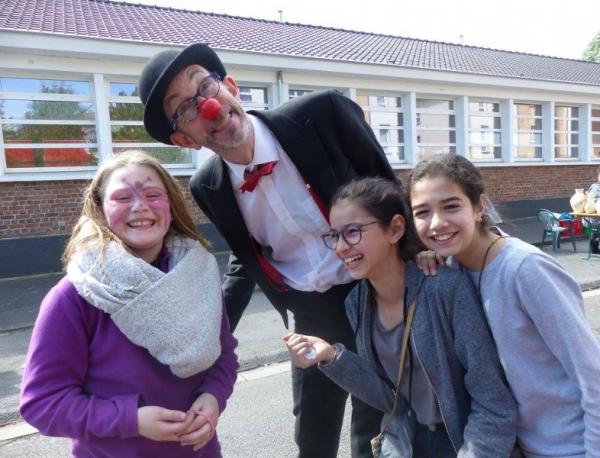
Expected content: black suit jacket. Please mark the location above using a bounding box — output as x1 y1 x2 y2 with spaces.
189 90 397 329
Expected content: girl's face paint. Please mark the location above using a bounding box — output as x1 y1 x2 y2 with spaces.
102 165 172 262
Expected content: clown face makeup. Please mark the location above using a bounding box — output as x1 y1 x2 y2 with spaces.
102 165 172 262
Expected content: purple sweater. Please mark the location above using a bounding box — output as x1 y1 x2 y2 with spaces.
20 250 238 458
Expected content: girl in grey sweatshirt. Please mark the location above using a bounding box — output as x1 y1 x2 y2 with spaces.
409 154 600 457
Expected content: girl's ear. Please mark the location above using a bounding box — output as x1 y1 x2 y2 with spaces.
474 193 486 223
389 214 406 243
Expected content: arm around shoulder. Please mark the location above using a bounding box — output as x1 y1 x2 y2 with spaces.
439 271 517 457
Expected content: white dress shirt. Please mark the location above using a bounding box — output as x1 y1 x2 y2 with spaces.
224 115 352 292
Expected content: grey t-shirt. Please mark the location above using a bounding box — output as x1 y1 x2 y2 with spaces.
461 237 600 456
371 313 442 426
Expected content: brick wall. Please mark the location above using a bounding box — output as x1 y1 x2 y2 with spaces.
0 177 207 238
0 164 598 239
396 164 598 202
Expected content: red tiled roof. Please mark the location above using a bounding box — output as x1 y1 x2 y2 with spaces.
2 0 600 86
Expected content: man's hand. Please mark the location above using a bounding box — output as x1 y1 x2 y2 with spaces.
137 406 191 442
180 393 220 451
283 333 336 369
415 250 446 276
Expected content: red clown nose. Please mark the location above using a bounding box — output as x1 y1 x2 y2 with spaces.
199 98 221 120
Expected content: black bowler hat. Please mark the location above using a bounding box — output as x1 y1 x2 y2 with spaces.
139 43 228 145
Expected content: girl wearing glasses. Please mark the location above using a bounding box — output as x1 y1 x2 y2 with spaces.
284 177 517 457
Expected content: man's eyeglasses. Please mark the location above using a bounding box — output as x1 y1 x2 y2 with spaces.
321 221 379 250
169 72 221 131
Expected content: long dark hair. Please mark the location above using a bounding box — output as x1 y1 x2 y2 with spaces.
409 153 494 229
331 177 423 261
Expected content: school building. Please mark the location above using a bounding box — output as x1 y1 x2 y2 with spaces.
1 0 599 277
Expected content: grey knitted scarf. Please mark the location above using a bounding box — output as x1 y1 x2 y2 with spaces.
66 237 222 378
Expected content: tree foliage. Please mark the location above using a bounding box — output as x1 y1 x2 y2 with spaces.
583 31 600 62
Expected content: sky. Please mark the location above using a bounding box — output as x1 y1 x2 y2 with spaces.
121 0 600 60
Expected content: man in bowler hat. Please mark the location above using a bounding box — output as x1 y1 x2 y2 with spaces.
139 42 397 457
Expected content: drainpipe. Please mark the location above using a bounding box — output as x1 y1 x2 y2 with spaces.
277 70 285 106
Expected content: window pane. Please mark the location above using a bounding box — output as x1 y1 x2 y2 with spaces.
554 119 579 131
516 118 542 131
469 102 500 113
239 87 267 105
384 146 404 161
109 102 144 121
0 77 91 95
592 109 600 118
3 124 96 143
5 146 98 168
367 96 401 108
555 106 578 118
416 99 454 110
514 104 542 116
417 113 455 128
555 133 579 144
417 145 455 159
417 130 456 143
592 121 600 132
368 111 403 126
111 125 155 143
592 134 600 144
1 99 95 120
375 129 403 144
516 146 542 158
113 147 192 164
469 115 501 130
555 146 578 158
593 146 600 158
514 132 542 145
470 146 501 159
469 132 501 144
110 82 139 97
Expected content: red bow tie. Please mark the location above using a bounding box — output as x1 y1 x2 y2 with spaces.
239 161 278 193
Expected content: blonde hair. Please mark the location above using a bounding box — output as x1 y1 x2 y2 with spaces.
63 150 208 266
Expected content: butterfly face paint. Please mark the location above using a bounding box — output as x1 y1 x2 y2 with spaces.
102 165 172 262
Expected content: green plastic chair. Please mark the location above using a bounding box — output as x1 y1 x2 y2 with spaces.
536 209 576 252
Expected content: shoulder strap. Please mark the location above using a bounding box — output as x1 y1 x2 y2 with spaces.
379 296 417 431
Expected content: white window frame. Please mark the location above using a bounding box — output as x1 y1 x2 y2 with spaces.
415 97 456 158
553 105 580 161
106 79 194 169
239 86 269 111
513 102 543 161
0 75 98 174
468 99 502 162
288 88 312 100
592 106 600 161
357 92 405 163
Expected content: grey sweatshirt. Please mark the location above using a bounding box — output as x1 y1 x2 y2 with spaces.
462 237 600 457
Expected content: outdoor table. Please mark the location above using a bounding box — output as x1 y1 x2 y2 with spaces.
569 213 600 260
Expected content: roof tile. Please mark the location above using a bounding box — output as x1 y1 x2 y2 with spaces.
1 0 599 86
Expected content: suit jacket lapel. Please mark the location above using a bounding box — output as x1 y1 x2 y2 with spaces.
251 110 340 208
200 158 250 249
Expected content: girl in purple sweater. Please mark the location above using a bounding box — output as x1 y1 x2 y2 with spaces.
20 150 238 457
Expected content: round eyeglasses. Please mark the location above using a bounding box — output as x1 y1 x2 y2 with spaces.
169 72 221 131
321 221 379 250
